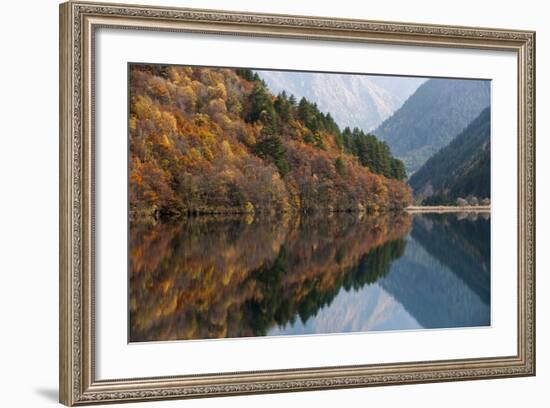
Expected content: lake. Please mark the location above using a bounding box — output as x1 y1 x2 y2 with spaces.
129 212 490 342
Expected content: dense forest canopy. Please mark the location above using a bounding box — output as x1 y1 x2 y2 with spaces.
129 65 411 219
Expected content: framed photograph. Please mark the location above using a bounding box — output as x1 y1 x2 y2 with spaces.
59 1 536 405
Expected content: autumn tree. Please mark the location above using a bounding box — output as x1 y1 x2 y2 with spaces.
128 63 411 218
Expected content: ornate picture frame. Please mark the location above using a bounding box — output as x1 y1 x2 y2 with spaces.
59 1 535 405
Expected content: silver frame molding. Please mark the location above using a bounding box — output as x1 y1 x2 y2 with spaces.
59 1 536 405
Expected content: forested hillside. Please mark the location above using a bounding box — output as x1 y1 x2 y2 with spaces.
374 78 490 173
409 108 491 205
129 65 411 219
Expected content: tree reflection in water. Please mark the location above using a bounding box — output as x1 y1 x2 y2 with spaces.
129 212 412 342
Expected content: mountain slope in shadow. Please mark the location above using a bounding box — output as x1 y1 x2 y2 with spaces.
374 79 490 173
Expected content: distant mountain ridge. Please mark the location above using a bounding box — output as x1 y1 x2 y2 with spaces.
257 70 425 132
409 108 491 204
374 78 490 173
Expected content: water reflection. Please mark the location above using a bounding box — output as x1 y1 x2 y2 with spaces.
129 212 490 342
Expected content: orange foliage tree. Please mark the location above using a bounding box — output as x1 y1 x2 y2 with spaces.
128 64 412 219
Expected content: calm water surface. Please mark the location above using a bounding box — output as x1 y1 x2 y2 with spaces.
129 212 490 342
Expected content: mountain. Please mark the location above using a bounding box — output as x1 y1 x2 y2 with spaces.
409 108 491 204
374 78 490 173
368 75 427 102
128 65 412 219
256 70 425 132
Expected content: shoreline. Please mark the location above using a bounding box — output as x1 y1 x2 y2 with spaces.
131 205 492 222
406 205 491 213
